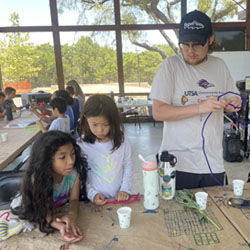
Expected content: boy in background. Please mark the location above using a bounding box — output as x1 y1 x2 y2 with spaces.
0 92 6 119
4 87 22 113
35 97 70 133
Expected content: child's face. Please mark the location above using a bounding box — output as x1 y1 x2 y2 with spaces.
7 91 16 99
87 115 110 142
0 97 4 105
52 143 75 178
51 107 59 117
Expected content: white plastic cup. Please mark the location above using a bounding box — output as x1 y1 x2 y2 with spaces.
232 179 245 196
117 207 132 229
1 133 8 142
195 191 208 210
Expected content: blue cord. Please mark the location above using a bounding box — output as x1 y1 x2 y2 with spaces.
201 91 247 186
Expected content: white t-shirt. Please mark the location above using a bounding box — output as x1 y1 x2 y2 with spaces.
49 116 70 133
77 135 133 202
150 53 239 174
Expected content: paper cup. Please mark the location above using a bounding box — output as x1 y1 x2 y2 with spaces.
1 133 8 142
232 179 245 196
195 191 208 210
117 207 132 228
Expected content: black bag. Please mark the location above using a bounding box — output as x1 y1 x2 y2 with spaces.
223 129 243 162
0 171 24 210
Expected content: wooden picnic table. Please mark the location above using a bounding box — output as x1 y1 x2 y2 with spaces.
0 110 40 171
204 182 250 243
1 186 249 250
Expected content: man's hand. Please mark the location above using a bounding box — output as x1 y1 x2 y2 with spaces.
225 96 242 112
198 96 226 114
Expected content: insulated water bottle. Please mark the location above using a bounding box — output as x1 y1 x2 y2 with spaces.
158 151 177 200
142 156 159 210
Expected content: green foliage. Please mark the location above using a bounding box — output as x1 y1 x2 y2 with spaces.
175 189 220 230
0 1 242 88
57 0 243 57
31 43 57 88
0 13 40 85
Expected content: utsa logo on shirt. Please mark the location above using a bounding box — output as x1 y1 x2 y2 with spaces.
181 91 198 105
197 79 214 89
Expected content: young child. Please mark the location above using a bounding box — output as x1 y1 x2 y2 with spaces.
0 92 6 119
13 131 88 242
78 94 133 206
3 87 21 113
33 97 70 133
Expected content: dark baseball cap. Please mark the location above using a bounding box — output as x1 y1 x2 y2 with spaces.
179 10 213 45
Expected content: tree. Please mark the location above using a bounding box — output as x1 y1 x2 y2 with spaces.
0 12 41 84
57 0 245 59
31 43 57 88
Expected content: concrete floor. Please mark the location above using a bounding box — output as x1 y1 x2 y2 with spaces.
124 122 250 194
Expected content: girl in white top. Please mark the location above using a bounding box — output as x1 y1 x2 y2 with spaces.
77 94 133 206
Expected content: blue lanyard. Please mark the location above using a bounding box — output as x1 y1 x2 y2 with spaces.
201 91 247 186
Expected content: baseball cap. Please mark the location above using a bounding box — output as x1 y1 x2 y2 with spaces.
179 10 213 45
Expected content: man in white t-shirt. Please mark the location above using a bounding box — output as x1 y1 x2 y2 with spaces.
150 10 242 189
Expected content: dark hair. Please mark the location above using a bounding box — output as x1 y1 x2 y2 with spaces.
208 35 215 54
13 131 88 234
50 97 67 114
66 86 74 96
54 90 74 106
0 92 5 98
79 94 124 151
4 87 16 95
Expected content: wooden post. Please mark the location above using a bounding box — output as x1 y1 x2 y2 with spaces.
247 0 250 50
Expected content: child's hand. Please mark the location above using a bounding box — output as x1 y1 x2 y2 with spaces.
36 120 42 126
58 223 83 243
93 193 107 206
30 106 35 113
0 110 6 118
116 191 130 201
31 103 39 108
56 215 82 239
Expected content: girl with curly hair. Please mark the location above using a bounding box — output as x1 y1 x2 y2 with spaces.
13 130 88 242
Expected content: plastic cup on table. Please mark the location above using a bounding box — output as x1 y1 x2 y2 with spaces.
1 133 8 143
232 179 245 197
117 207 132 228
195 191 208 210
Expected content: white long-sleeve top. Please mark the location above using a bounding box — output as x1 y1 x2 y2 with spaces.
77 135 133 202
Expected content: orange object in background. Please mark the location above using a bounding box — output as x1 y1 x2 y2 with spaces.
4 81 32 94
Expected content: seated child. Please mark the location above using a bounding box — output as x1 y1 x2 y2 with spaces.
77 94 133 205
34 97 70 133
12 131 88 242
0 92 6 119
